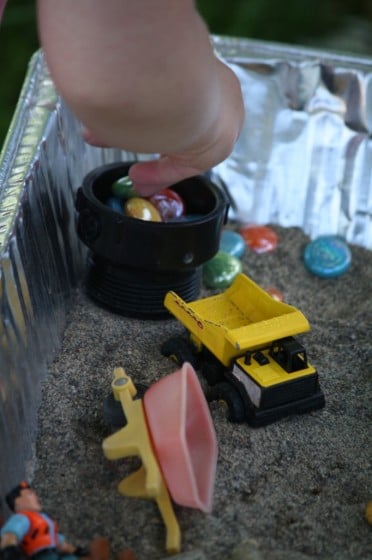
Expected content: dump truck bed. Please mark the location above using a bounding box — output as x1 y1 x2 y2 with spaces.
164 273 311 366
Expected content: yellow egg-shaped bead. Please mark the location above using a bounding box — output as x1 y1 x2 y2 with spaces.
124 197 162 222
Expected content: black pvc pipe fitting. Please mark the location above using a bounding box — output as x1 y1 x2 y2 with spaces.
75 161 228 318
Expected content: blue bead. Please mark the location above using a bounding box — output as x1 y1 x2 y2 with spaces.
303 235 352 278
168 214 203 223
220 230 245 258
106 196 123 214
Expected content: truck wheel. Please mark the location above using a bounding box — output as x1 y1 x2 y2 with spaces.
201 360 225 386
208 382 245 423
103 383 148 429
160 335 198 368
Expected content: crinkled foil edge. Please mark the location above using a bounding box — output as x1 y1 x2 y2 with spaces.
0 50 130 503
212 36 372 249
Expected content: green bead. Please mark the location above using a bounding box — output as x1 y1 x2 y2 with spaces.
203 251 242 289
112 176 137 199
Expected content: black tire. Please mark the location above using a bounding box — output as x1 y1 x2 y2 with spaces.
160 335 198 368
103 382 149 429
201 359 226 386
208 381 246 423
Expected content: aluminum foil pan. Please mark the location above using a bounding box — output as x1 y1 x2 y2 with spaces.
0 50 130 503
0 37 371 506
212 36 372 248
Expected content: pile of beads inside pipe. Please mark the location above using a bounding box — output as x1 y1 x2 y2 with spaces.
106 177 287 296
106 176 196 222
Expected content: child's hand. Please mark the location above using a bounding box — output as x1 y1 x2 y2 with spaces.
129 63 243 195
39 1 244 195
83 61 244 196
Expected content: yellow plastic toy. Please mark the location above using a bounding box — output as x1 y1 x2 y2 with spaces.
365 501 372 525
102 368 180 554
102 364 217 554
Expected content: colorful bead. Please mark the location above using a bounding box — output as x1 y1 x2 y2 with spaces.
220 230 245 258
240 225 279 254
303 235 352 278
265 286 284 301
112 176 137 199
124 197 162 222
203 251 242 289
149 188 185 221
365 501 372 525
106 196 123 214
168 214 203 223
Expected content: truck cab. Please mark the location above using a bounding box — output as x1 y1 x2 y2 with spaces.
227 336 323 425
269 337 308 373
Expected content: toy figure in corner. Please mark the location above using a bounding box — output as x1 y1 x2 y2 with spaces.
0 482 89 560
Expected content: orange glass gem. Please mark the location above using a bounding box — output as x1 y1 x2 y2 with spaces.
240 225 278 254
265 286 284 302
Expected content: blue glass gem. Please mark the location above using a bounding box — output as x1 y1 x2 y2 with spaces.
106 196 123 214
168 214 203 223
220 230 245 258
303 235 352 278
203 251 243 289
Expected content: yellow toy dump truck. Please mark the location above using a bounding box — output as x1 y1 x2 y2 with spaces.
161 273 325 427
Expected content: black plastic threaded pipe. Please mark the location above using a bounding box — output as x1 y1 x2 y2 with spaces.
76 161 228 318
85 254 202 318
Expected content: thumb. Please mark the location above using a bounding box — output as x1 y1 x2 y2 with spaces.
128 156 201 196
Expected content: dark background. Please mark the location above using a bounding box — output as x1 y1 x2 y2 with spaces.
1 0 372 150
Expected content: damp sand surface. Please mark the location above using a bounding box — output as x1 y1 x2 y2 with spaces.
33 226 372 560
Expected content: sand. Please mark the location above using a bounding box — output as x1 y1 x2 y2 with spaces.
32 225 372 560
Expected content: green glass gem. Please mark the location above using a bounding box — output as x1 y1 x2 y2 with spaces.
203 251 242 289
112 176 137 199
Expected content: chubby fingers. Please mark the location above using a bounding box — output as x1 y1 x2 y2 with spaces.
128 156 201 196
82 132 203 194
129 63 244 195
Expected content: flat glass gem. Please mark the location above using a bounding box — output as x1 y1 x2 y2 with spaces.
240 225 278 254
265 286 284 301
149 188 185 221
112 176 137 199
124 197 162 222
220 229 245 258
203 251 243 289
303 235 352 278
106 196 123 214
